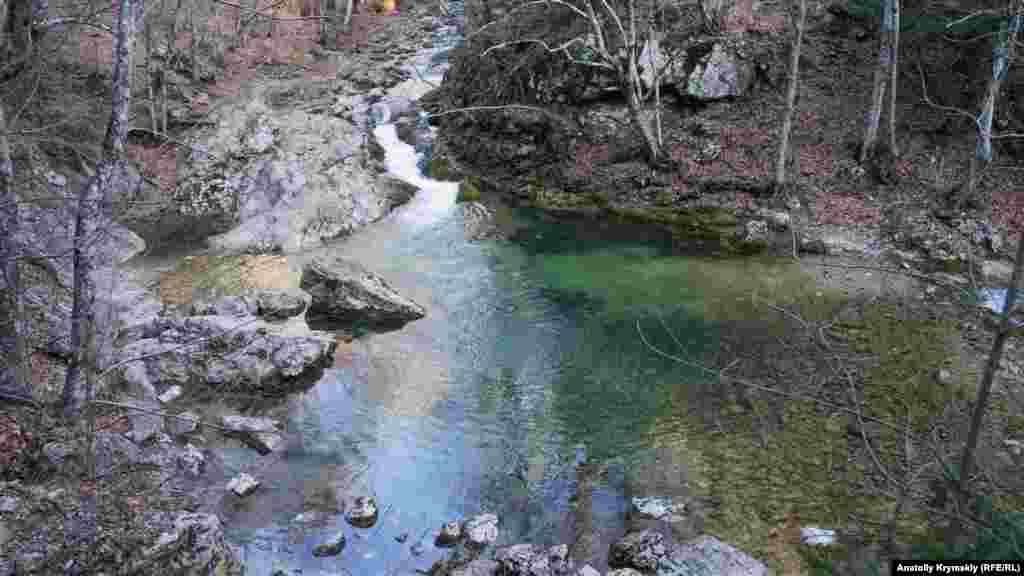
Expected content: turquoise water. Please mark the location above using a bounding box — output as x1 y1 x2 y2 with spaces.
215 123 729 575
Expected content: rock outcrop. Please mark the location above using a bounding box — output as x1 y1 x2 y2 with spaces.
172 94 419 255
301 255 427 331
114 315 335 398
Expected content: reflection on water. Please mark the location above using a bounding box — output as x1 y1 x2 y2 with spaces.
224 106 828 575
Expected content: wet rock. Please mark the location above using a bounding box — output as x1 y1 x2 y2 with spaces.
313 532 347 557
463 512 499 548
345 495 379 528
178 444 207 479
396 532 409 543
293 510 329 526
576 566 602 576
137 513 243 575
220 415 285 454
227 473 260 497
436 521 463 547
608 530 669 573
302 256 426 331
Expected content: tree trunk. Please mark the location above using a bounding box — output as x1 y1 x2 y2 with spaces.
887 0 899 157
963 11 1021 209
774 0 806 188
0 104 27 397
860 0 893 163
948 231 1024 548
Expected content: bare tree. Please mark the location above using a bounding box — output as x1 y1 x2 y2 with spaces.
479 0 667 162
0 103 28 399
962 4 1021 208
861 0 898 164
773 0 806 189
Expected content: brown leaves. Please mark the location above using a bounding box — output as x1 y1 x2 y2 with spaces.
813 189 882 226
0 415 30 468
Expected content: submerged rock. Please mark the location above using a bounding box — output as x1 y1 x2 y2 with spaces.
220 415 285 455
313 532 346 557
301 256 426 331
345 495 379 528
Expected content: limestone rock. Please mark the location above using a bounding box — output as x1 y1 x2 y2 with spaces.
301 256 426 330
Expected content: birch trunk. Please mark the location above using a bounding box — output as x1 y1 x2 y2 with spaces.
774 0 806 187
0 104 27 397
860 0 893 163
887 0 899 157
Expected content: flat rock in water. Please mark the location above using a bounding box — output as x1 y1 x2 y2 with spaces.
313 532 346 557
227 473 261 497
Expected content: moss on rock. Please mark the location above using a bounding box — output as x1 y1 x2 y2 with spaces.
457 176 482 203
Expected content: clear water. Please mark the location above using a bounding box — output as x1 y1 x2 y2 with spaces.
215 121 729 575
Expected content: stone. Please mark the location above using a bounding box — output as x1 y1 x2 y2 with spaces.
168 411 200 436
606 570 644 576
663 535 768 576
192 295 258 317
451 559 500 576
115 316 335 397
436 521 462 547
138 513 243 575
981 260 1014 283
124 400 164 444
178 444 207 479
631 496 687 523
934 369 955 387
0 496 18 514
756 209 791 230
345 495 379 528
227 473 261 497
685 43 755 101
495 544 550 576
251 288 312 321
742 220 770 245
463 512 499 548
577 566 603 576
221 415 285 454
547 544 574 574
301 256 426 330
608 530 669 573
313 532 347 557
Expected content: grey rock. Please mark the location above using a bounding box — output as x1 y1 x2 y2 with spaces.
43 441 75 468
547 544 574 574
608 530 669 573
158 384 184 404
495 544 551 576
140 513 243 575
345 495 379 528
741 220 770 246
251 288 312 321
577 566 603 576
0 496 19 514
464 512 499 548
451 559 500 576
124 400 164 444
226 473 260 497
313 532 346 557
685 43 755 101
192 295 258 317
606 570 644 576
178 444 206 479
221 415 285 454
436 521 462 547
168 410 200 436
302 256 426 330
661 535 768 576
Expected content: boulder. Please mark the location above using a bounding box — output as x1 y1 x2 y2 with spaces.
345 495 379 528
173 97 418 255
168 410 200 436
313 532 346 557
662 535 768 576
114 316 335 397
436 521 463 547
252 288 312 321
451 559 500 576
608 530 669 573
136 513 243 576
463 512 499 548
123 400 164 444
178 444 207 479
301 256 426 330
226 473 261 497
494 543 576 576
220 415 285 454
684 43 755 101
